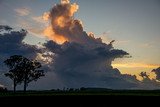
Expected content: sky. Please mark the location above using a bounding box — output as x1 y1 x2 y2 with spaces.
0 0 160 89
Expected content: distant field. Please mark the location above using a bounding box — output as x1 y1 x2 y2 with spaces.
1 90 160 96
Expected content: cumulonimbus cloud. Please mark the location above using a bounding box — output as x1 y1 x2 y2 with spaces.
0 0 160 90
41 0 143 89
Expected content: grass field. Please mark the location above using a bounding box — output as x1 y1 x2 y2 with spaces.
1 90 160 97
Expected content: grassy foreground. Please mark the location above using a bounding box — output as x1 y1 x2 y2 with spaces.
1 90 160 96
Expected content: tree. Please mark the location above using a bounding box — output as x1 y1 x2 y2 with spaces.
22 59 45 92
139 72 149 79
4 55 25 92
4 55 45 92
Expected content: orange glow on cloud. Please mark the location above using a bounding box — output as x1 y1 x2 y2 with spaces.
53 35 68 44
112 63 159 80
42 0 79 44
55 16 65 28
61 0 70 4
61 0 79 16
112 63 160 69
69 3 79 16
42 12 50 21
43 26 68 44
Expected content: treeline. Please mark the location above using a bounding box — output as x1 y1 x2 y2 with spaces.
51 87 112 92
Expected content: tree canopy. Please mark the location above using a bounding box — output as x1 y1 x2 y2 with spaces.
4 55 45 92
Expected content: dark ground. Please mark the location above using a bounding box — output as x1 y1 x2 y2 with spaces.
1 89 160 96
0 89 160 106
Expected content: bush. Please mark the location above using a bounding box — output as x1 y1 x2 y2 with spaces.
0 87 7 92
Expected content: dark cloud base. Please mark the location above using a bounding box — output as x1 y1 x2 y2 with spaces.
1 24 160 90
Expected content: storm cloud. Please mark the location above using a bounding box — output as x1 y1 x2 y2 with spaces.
0 25 40 57
1 0 160 90
0 25 41 89
41 0 141 89
152 67 160 81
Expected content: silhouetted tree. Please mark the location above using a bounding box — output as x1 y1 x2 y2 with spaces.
139 72 149 79
4 55 45 92
22 59 45 92
4 55 25 92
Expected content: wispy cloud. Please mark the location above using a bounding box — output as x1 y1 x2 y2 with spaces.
32 16 44 23
14 7 31 16
14 12 48 38
99 32 130 45
116 40 130 45
31 12 50 24
140 43 154 48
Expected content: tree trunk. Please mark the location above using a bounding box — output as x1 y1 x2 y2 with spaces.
24 79 27 92
13 79 16 93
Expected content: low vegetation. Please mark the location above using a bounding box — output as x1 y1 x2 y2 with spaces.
1 88 160 97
